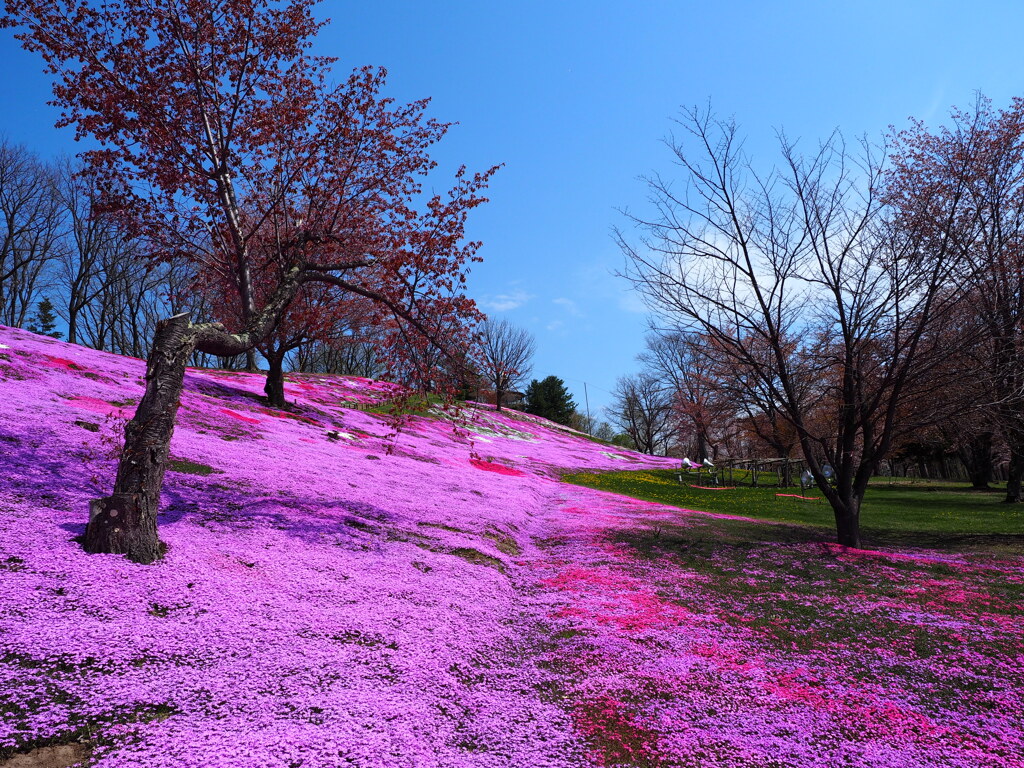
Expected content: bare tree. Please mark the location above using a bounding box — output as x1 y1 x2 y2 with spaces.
75 243 175 358
0 139 62 328
619 108 968 547
292 322 387 379
608 372 677 455
53 160 128 344
476 317 535 411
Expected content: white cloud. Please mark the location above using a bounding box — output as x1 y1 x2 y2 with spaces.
552 297 582 317
575 257 649 314
478 289 533 313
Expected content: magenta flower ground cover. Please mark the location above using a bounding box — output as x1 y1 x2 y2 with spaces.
0 325 1022 767
529 488 1024 767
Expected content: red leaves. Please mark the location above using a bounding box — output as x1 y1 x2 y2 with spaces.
5 0 497 395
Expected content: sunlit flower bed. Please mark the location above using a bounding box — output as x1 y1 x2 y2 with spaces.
0 325 1021 767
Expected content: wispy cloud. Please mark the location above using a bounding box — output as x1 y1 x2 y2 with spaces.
478 289 533 313
575 258 647 314
552 297 582 317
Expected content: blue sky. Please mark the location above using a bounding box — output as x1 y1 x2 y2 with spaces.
2 1 1024 415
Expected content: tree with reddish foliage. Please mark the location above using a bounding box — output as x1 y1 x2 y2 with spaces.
888 96 1024 503
2 0 496 563
291 311 386 378
256 281 359 408
369 219 484 394
639 329 732 461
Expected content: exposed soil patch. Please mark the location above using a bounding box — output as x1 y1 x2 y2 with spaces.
0 744 87 768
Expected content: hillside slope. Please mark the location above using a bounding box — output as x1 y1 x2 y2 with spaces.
0 325 675 768
3 326 1023 768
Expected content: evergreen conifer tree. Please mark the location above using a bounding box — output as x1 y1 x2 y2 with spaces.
522 376 577 425
26 298 62 339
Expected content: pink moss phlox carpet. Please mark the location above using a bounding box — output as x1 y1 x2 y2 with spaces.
1 325 1021 767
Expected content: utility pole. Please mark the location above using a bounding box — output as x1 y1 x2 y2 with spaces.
584 381 592 434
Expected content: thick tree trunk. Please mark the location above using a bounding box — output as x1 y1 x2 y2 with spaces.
81 266 309 563
245 348 259 373
822 467 864 548
833 495 861 548
84 314 195 563
1005 444 1023 503
695 433 707 463
264 350 286 409
960 431 994 490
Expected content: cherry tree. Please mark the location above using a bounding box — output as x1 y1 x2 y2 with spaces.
888 96 1024 502
2 0 496 562
256 280 353 408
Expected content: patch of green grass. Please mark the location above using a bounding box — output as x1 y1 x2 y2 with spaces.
553 628 590 640
365 393 444 417
413 523 521 558
448 547 506 573
167 459 218 476
417 521 471 534
484 530 522 557
564 469 1024 549
74 419 100 432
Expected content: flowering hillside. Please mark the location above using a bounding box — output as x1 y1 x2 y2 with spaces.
1 325 1022 768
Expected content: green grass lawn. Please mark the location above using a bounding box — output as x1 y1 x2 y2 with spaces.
563 468 1024 552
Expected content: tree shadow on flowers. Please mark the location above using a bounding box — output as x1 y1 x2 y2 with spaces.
159 482 399 548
